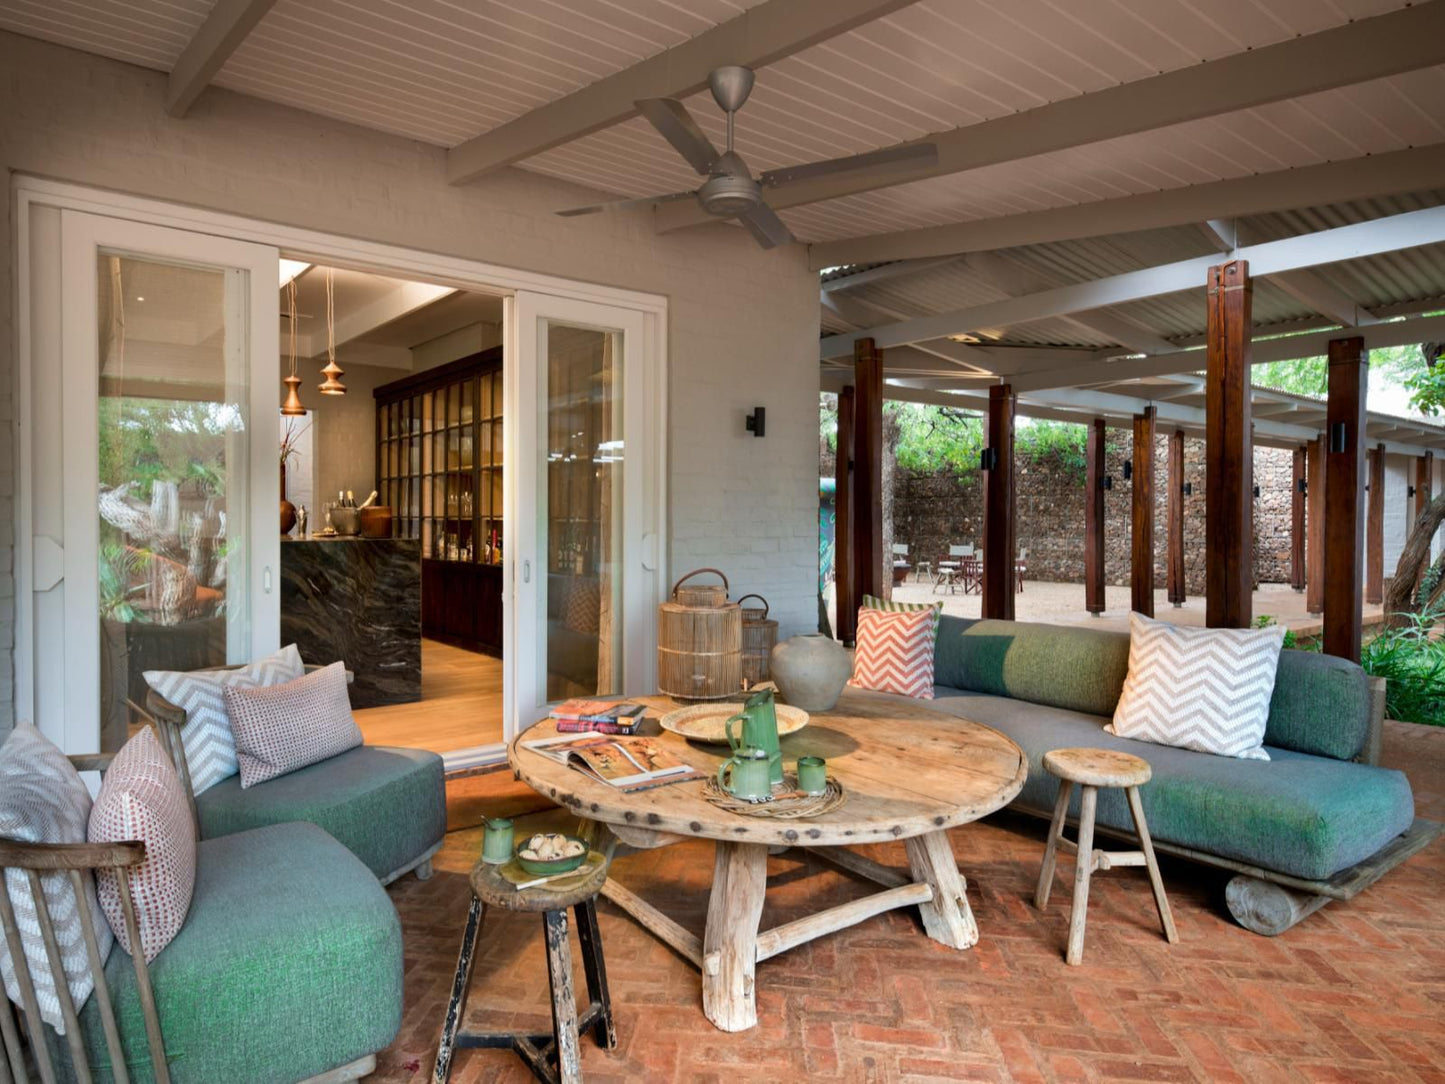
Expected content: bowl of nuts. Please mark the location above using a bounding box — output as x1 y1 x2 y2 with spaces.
515 832 590 876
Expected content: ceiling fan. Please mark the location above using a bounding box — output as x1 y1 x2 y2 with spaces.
556 66 938 250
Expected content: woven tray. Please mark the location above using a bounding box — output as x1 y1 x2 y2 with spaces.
702 771 846 819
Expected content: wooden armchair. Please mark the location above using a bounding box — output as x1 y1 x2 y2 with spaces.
0 751 171 1084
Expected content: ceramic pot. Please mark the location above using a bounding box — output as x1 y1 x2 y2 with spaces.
279 464 297 536
770 634 852 712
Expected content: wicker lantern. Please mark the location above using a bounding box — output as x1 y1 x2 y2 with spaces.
658 568 742 701
736 593 778 687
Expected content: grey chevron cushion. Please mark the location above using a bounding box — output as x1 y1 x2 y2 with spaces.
1107 612 1284 761
144 645 304 795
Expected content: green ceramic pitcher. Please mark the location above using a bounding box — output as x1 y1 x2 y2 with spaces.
725 688 782 786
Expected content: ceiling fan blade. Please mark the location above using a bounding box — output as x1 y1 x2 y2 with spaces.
736 203 793 250
635 98 720 176
760 141 938 190
556 190 696 217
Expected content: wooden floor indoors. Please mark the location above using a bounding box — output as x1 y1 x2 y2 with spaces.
374 721 1445 1082
355 639 503 753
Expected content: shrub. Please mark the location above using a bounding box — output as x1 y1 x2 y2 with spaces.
1359 603 1445 726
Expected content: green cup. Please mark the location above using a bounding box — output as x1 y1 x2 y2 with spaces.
718 746 773 803
796 756 827 795
481 817 514 864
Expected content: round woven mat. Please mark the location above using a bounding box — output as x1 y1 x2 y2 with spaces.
702 771 846 818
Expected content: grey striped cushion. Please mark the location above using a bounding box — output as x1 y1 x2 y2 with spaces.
0 724 113 1033
143 645 304 796
861 594 942 635
1107 612 1284 761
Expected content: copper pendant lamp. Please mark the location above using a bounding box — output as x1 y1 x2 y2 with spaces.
281 275 306 416
318 267 347 396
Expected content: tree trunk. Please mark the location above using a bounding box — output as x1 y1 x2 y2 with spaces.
1384 491 1445 625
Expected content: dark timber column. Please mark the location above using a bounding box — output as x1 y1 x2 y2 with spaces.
852 339 884 615
982 384 1016 620
834 385 856 643
1306 435 1326 615
1132 407 1157 616
1290 446 1307 592
1324 337 1367 662
1416 451 1434 593
1084 419 1106 615
1167 429 1186 607
1366 443 1385 605
1205 259 1253 628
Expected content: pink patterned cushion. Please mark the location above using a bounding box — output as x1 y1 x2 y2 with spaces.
89 727 196 962
848 607 937 700
223 663 362 788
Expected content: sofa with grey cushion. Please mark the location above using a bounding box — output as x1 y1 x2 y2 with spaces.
871 617 1441 935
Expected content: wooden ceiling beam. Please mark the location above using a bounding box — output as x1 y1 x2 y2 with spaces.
446 0 915 185
166 0 279 117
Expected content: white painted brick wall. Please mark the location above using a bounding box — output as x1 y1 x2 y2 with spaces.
0 32 822 730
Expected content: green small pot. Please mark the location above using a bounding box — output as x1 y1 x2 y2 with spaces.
514 835 590 876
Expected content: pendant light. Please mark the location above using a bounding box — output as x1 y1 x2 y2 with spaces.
281 275 306 416
318 267 347 396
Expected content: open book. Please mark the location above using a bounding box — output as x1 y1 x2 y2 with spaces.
521 732 704 792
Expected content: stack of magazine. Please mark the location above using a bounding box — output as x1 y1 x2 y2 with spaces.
549 699 647 734
521 732 703 793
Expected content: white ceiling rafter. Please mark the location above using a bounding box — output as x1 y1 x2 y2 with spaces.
658 3 1445 234
445 0 916 185
166 0 279 117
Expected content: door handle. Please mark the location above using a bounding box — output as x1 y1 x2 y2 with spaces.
263 566 273 593
523 560 531 584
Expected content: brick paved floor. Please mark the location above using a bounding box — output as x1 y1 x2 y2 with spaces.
377 722 1445 1083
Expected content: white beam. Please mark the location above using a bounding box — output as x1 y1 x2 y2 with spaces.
1197 219 1237 253
1269 270 1380 327
446 0 913 184
806 143 1445 268
662 4 1445 231
819 206 1445 360
166 0 279 117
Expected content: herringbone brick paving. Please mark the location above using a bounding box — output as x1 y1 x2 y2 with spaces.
375 722 1445 1082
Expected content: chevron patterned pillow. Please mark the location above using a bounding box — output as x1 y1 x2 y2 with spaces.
848 606 937 700
143 644 304 796
1107 612 1285 760
860 594 942 636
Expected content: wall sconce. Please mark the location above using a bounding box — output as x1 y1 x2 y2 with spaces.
1409 485 1417 498
1297 478 1307 495
1182 482 1193 496
980 447 998 471
1101 475 1113 491
1253 484 1261 498
1122 460 1133 481
745 407 766 437
1329 421 1348 454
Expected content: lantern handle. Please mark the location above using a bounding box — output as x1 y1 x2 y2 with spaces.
735 593 769 619
671 567 729 598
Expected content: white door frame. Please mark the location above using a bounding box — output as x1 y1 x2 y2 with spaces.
15 176 669 764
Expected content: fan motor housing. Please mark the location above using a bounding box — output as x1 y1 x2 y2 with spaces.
699 172 759 216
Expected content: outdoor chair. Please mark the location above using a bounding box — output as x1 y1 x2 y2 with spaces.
890 543 911 586
935 545 974 594
1016 548 1029 592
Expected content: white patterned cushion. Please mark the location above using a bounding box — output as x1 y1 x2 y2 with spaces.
223 663 362 788
1107 612 1285 761
143 644 304 795
847 606 937 700
89 728 196 961
0 724 113 1033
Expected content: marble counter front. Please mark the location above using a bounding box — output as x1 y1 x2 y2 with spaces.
280 536 421 708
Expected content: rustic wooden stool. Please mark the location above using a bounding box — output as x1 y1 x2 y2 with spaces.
434 856 616 1084
1034 747 1179 965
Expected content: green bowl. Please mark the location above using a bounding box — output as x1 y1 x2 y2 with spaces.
514 835 589 876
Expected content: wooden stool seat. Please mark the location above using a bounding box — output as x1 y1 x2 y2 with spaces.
1042 747 1152 788
1035 747 1177 965
436 857 617 1084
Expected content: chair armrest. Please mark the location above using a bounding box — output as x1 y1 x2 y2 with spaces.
67 753 116 774
0 838 145 871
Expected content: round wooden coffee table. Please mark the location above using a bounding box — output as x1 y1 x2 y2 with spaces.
509 689 1026 1032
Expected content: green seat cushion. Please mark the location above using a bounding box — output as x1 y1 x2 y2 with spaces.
197 745 445 880
917 689 1416 881
60 822 401 1083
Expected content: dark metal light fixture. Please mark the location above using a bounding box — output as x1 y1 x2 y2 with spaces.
745 407 766 437
1409 484 1417 498
1122 460 1133 480
1183 482 1193 496
980 447 998 471
1253 484 1261 498
1329 421 1347 454
1297 478 1307 495
1102 475 1113 491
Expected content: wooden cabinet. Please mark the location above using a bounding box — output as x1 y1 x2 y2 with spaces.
377 349 503 655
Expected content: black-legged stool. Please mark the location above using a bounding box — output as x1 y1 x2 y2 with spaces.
434 855 615 1083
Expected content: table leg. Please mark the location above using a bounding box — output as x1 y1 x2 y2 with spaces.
701 840 768 1032
433 896 485 1084
543 909 582 1084
904 830 978 950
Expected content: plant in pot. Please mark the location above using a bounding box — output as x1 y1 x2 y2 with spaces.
280 416 311 535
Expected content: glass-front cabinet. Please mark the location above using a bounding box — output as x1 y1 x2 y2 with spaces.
375 348 503 655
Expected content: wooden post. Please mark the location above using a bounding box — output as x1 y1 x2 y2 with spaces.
1205 259 1253 628
1290 446 1306 592
1167 429 1186 606
834 386 856 643
1085 419 1106 615
1366 443 1385 605
1132 407 1156 617
1324 337 1367 662
982 384 1016 620
1306 434 1326 615
852 340 884 613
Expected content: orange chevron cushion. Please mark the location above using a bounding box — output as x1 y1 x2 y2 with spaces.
848 606 937 700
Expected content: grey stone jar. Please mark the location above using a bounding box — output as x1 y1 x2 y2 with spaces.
770 634 852 712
